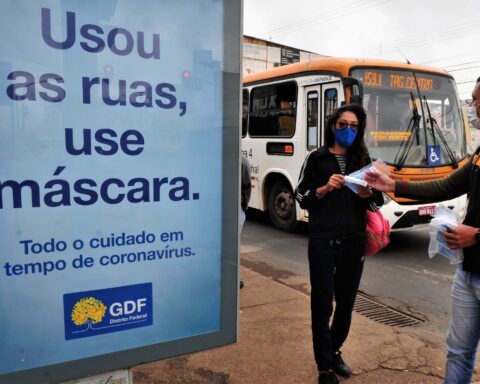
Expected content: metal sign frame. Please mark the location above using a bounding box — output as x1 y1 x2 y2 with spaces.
0 0 242 383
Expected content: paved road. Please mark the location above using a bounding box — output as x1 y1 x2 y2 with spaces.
241 213 457 343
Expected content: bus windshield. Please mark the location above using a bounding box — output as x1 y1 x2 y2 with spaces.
351 68 466 168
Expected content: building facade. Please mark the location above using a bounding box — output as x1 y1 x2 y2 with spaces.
243 35 326 76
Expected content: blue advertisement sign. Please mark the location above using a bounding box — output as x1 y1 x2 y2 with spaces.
0 1 240 382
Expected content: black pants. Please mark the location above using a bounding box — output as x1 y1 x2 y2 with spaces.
308 236 365 371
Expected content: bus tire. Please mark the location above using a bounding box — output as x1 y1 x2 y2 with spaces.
268 180 298 232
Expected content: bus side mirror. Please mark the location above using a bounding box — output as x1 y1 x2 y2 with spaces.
342 77 364 106
350 94 362 105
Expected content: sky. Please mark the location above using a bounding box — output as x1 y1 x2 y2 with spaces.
243 0 480 100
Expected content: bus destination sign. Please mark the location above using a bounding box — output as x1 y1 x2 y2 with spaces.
362 70 434 91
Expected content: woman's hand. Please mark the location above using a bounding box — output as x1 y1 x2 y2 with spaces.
316 174 344 198
358 185 373 199
325 174 344 192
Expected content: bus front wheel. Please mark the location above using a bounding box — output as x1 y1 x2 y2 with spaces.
268 181 298 232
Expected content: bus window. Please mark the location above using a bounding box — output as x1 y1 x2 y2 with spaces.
324 88 338 127
242 89 249 137
307 91 319 150
249 82 297 137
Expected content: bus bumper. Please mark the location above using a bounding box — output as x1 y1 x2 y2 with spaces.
383 194 468 231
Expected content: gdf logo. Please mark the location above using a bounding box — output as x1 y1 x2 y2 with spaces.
109 298 147 316
64 283 153 339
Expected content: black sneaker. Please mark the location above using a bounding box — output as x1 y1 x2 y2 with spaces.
240 280 244 289
318 370 339 384
332 351 352 378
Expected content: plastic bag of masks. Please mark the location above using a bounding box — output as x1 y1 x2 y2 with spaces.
428 206 463 264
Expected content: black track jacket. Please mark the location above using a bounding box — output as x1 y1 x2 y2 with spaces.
295 146 384 239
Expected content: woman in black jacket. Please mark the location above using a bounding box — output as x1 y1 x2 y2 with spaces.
295 104 383 384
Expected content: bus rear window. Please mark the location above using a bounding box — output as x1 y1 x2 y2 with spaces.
249 82 297 137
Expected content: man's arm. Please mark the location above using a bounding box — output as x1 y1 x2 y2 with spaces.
394 160 471 202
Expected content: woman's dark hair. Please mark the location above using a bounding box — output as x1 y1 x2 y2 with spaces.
325 104 370 172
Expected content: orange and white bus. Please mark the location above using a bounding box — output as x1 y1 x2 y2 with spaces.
242 57 468 232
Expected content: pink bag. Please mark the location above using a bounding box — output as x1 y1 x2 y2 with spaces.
365 210 390 256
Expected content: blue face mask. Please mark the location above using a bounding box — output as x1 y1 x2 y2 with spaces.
334 127 357 148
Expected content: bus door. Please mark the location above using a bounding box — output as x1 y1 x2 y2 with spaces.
304 83 341 151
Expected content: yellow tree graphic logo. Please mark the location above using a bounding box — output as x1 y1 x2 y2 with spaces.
71 297 107 329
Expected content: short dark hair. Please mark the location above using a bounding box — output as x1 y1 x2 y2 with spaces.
477 76 480 83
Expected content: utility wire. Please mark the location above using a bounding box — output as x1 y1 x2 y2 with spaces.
256 0 368 37
448 65 480 73
421 53 480 66
353 20 480 57
356 30 480 58
353 21 480 54
355 24 478 55
443 60 480 69
273 0 393 39
257 0 377 37
259 0 393 40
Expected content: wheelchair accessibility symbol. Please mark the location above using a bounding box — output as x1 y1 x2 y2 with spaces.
428 145 441 165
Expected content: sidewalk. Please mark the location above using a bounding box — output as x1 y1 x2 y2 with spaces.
131 266 475 384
